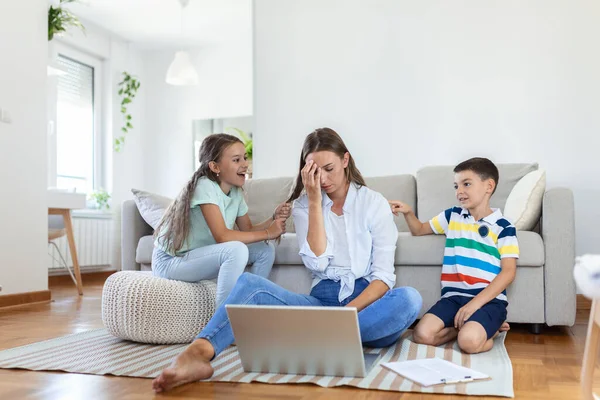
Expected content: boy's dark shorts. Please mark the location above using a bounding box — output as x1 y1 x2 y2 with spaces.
426 295 508 339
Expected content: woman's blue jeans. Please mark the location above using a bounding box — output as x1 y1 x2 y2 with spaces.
196 272 423 356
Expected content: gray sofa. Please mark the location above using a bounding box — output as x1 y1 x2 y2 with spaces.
122 163 576 328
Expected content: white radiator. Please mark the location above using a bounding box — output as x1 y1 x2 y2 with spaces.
48 214 114 270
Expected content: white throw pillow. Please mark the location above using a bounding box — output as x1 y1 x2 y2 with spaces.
503 169 546 230
131 189 173 230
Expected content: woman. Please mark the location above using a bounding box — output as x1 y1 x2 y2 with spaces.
152 128 422 393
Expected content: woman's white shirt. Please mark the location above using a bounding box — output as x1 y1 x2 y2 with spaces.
291 183 398 302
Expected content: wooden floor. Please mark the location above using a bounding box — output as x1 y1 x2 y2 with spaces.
0 275 597 400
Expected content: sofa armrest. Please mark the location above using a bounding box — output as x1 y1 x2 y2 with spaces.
542 187 576 326
121 200 153 271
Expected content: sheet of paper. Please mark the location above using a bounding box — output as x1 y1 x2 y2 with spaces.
382 357 489 387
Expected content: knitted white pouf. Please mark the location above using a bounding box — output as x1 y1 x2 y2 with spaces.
102 271 217 344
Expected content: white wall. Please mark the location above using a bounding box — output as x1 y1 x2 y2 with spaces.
60 19 253 266
0 0 48 295
58 22 147 270
143 41 253 197
254 0 600 256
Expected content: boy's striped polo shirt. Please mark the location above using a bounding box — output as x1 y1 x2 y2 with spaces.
429 207 519 302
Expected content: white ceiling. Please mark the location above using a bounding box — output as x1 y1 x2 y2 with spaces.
66 0 252 48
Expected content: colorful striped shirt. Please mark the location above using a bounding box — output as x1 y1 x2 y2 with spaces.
429 207 519 303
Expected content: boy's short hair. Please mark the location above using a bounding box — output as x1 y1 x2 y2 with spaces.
454 157 499 195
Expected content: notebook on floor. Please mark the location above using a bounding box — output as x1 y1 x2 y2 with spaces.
382 357 489 387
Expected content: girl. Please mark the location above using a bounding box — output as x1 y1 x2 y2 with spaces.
152 128 422 393
153 133 289 306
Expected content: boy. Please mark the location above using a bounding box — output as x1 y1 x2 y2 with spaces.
390 158 518 354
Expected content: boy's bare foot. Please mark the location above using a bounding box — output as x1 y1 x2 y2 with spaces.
490 322 511 340
152 339 215 393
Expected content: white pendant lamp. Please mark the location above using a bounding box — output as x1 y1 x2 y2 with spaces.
166 51 198 85
166 0 198 86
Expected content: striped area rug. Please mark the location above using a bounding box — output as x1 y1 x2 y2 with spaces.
0 329 513 397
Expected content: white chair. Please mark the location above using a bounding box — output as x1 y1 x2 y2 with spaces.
48 215 78 287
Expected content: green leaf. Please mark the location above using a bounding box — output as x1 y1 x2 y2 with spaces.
226 127 251 144
115 70 140 151
48 2 85 42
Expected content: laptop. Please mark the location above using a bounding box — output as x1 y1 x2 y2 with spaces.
225 305 382 378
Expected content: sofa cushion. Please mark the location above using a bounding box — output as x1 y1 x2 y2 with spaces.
274 234 303 265
416 163 539 222
244 175 416 233
136 235 155 264
395 231 544 267
365 175 416 232
131 189 173 230
244 177 295 232
274 232 544 267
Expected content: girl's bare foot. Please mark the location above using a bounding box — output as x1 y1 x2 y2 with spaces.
152 339 215 393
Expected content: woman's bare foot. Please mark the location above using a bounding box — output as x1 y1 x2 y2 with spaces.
152 339 215 393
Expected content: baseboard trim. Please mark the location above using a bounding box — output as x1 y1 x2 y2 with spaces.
48 264 115 277
49 270 116 287
0 290 52 309
577 294 592 311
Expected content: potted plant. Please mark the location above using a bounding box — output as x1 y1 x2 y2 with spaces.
47 0 85 75
227 127 253 178
48 0 85 41
88 189 111 211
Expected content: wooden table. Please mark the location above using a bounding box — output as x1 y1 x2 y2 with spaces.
582 298 600 400
48 190 86 295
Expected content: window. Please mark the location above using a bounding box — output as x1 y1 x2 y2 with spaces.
48 45 102 194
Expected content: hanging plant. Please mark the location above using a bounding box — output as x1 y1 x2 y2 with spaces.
48 0 85 41
115 72 141 152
